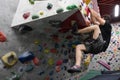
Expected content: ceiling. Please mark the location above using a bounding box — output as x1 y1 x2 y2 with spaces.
97 0 120 23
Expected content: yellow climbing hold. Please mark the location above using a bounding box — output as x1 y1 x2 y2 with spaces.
34 40 40 45
84 54 91 66
48 58 54 66
1 51 18 68
86 0 91 5
44 48 49 53
39 11 44 15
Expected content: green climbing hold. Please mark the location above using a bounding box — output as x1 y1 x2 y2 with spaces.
56 8 64 13
29 0 35 5
25 64 34 72
66 4 78 10
32 14 39 19
116 31 119 34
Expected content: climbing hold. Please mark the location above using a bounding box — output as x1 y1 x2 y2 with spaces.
66 4 78 10
118 47 120 50
29 0 35 4
48 58 54 66
56 60 63 66
56 8 64 13
34 40 40 45
17 25 33 34
84 54 91 66
1 51 18 68
18 51 35 63
23 12 30 19
39 11 44 15
32 57 40 66
85 0 91 5
47 3 53 10
0 32 6 42
47 3 53 9
25 64 34 72
55 66 61 72
32 14 39 19
50 48 57 53
38 71 45 75
44 48 49 53
38 45 43 51
97 60 111 70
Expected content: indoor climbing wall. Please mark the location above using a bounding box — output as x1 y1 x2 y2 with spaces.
67 23 120 80
0 0 101 80
11 0 82 27
0 22 89 80
88 23 120 71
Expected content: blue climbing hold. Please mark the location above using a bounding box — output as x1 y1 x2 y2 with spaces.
18 51 35 63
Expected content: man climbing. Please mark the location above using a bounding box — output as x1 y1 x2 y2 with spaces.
67 8 112 73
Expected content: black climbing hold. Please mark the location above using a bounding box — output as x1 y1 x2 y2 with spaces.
118 47 120 50
47 3 53 10
56 8 64 13
18 25 33 34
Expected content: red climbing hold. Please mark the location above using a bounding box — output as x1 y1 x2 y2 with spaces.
50 48 57 53
56 60 63 66
0 32 6 42
23 12 30 19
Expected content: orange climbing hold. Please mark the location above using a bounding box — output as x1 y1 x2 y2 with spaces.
0 32 6 42
32 57 40 66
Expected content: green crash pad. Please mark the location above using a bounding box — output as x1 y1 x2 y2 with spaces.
80 70 101 80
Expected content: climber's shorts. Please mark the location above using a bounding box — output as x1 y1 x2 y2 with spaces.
84 34 105 54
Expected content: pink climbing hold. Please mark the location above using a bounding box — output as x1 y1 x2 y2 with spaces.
23 12 30 19
97 60 111 70
55 66 61 72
